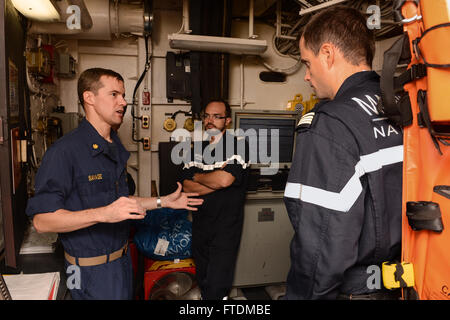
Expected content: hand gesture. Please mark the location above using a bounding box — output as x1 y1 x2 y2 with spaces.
102 196 146 222
163 182 204 211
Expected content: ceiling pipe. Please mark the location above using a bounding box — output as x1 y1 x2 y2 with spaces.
28 0 145 40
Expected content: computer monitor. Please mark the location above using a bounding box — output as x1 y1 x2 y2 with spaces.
231 109 298 173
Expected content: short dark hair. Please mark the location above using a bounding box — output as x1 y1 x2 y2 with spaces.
77 68 124 107
203 99 232 118
301 6 375 66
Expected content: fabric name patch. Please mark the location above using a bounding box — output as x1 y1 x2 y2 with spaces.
88 173 103 182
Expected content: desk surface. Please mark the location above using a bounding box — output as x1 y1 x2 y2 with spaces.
245 190 285 200
1 248 68 300
19 252 68 300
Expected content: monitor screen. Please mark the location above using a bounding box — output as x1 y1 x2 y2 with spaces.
232 110 298 168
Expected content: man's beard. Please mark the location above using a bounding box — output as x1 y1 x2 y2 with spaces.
204 126 225 143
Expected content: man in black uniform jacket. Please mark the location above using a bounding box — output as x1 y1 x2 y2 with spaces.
283 6 403 299
181 99 249 299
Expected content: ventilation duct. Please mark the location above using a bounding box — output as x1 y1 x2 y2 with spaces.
28 0 147 40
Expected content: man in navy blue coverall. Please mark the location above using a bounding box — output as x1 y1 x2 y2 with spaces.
284 7 403 300
181 100 249 299
26 68 203 299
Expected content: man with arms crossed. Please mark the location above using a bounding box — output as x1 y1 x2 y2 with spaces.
182 99 249 299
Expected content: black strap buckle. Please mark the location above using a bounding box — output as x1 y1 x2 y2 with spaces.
394 264 408 288
409 63 427 81
395 64 427 89
406 201 444 233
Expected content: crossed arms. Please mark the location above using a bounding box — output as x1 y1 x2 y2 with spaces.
182 169 235 196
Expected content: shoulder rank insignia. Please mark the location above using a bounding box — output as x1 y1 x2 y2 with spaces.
297 112 315 129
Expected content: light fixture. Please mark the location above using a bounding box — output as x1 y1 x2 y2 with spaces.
168 33 267 55
11 0 60 22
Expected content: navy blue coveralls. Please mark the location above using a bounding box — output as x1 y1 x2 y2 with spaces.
284 71 403 299
181 132 249 299
26 118 133 300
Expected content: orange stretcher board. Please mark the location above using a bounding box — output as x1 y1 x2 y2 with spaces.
400 0 450 300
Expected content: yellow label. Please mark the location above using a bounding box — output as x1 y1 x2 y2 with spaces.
88 173 103 182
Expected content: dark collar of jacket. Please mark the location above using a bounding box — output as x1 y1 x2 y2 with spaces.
334 70 380 100
295 71 379 131
78 118 130 164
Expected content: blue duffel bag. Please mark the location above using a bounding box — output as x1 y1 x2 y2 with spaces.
133 208 192 260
